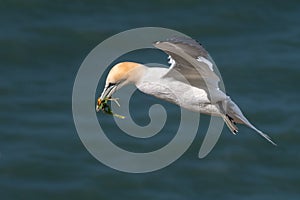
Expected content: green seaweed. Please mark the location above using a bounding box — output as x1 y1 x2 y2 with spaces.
97 98 125 119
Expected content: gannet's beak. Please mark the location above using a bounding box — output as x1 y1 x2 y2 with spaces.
96 83 117 112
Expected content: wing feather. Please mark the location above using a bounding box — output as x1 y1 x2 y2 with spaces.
153 36 221 92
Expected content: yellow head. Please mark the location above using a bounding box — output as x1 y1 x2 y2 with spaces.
96 62 145 111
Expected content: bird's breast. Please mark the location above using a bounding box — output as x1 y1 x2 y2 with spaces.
136 79 221 114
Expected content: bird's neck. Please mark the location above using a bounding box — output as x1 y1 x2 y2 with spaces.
127 63 148 84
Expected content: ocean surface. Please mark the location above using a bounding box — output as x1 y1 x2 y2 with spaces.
1 0 300 199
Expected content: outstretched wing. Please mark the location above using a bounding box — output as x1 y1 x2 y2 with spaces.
153 36 221 92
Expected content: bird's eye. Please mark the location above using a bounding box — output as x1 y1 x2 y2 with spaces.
107 82 116 88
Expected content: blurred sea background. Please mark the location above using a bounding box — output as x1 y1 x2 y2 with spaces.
1 0 299 199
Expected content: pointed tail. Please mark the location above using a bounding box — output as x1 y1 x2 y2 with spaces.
223 97 277 146
245 122 277 146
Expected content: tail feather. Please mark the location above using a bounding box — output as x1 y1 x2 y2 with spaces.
222 97 277 146
244 122 277 146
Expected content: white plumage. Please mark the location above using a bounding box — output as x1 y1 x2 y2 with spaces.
97 36 276 146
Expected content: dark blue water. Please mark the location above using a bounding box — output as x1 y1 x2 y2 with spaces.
1 1 300 199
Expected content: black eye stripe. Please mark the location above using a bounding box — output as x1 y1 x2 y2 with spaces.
107 82 116 88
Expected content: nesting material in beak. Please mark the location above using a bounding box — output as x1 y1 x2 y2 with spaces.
95 97 124 119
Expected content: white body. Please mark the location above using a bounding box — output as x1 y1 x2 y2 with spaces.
98 36 276 145
137 67 221 115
